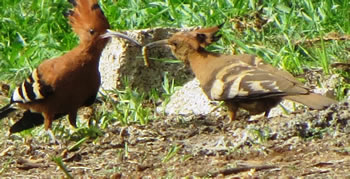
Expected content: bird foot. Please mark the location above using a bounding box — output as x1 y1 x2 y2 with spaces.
47 130 63 148
247 113 265 122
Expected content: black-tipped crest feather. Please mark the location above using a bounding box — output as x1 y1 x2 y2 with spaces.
63 10 74 17
194 24 224 48
68 0 77 6
91 3 100 10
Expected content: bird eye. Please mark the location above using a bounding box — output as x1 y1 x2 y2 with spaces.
89 29 95 35
172 42 178 47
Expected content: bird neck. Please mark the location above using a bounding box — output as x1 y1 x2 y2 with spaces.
78 38 108 60
65 38 108 69
86 37 108 52
187 49 220 83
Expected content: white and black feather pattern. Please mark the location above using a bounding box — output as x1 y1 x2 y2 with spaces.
11 69 53 103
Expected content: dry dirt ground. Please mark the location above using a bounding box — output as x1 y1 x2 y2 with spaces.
1 99 350 178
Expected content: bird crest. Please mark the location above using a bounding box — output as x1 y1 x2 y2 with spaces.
142 24 224 66
65 0 110 42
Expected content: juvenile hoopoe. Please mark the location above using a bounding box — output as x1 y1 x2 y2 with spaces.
0 0 140 138
141 24 337 121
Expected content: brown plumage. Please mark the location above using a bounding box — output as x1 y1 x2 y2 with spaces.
142 25 337 121
0 0 140 137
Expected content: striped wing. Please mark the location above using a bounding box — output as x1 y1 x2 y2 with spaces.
11 69 53 103
205 60 308 101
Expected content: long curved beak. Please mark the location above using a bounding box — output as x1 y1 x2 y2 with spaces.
101 29 141 47
142 39 169 67
143 39 169 48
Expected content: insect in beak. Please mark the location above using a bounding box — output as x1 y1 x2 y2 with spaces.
141 39 169 67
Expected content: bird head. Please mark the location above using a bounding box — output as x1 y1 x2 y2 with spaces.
142 24 223 66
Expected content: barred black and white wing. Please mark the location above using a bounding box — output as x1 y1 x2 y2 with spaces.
11 69 53 104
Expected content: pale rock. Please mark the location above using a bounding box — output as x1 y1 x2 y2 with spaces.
99 27 193 93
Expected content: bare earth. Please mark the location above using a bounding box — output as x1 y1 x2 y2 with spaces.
0 99 350 178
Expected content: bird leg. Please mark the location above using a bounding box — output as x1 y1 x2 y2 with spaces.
68 111 77 128
224 101 238 124
43 113 59 145
260 109 272 126
264 109 271 118
47 129 57 144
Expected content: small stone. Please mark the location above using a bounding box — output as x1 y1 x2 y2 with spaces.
160 79 222 116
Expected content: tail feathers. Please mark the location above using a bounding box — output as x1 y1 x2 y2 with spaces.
0 104 16 120
10 111 66 133
284 93 337 110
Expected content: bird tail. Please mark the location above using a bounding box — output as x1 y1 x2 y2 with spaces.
0 104 16 120
10 110 66 133
283 93 337 110
65 0 110 41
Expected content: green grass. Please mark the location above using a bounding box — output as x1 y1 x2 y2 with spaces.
1 0 349 80
162 145 181 163
0 0 349 140
52 156 73 179
0 0 75 81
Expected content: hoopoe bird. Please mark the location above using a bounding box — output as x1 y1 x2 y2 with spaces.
141 24 337 121
0 0 140 140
